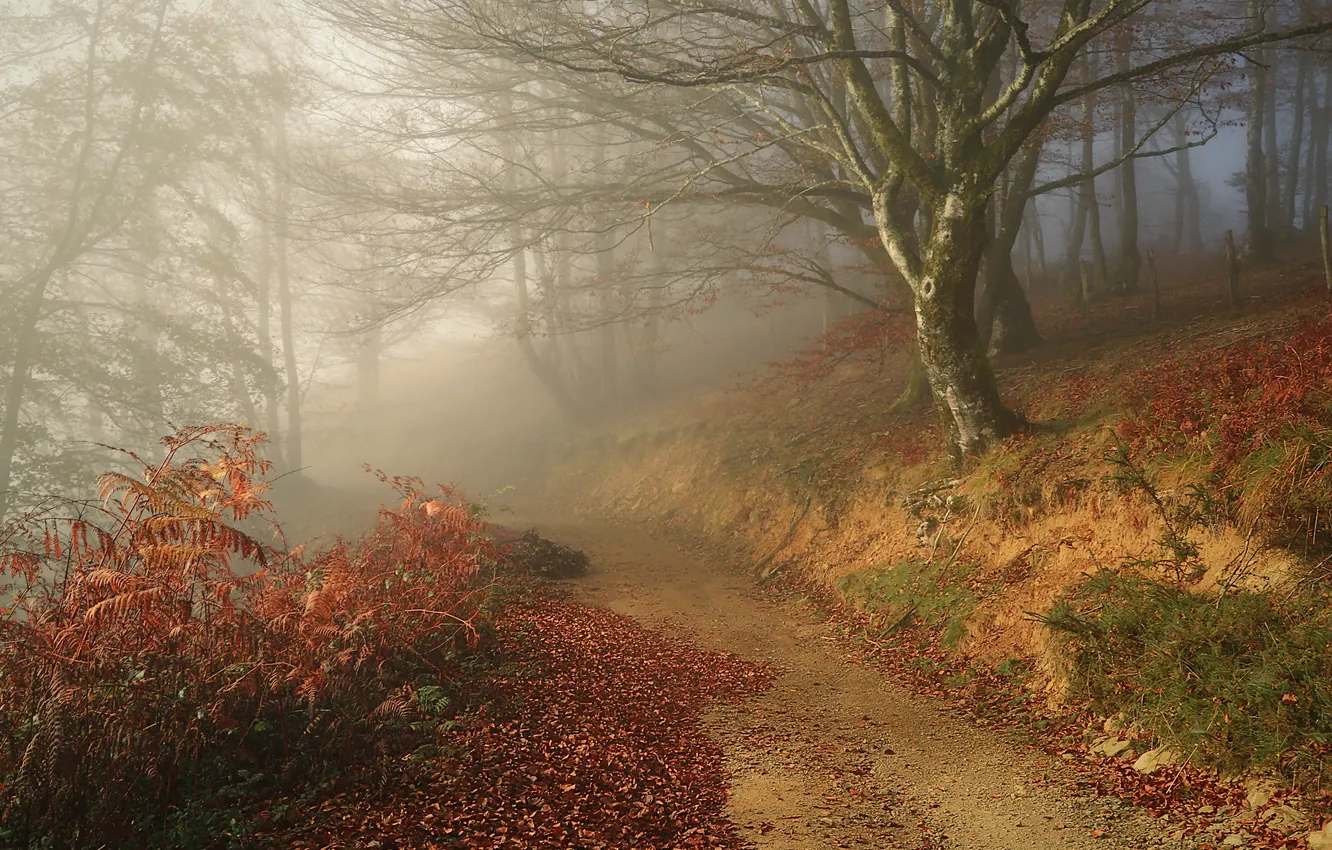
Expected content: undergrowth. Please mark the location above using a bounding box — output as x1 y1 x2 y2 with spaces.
1043 571 1332 790
1121 311 1332 557
837 558 980 649
0 425 498 848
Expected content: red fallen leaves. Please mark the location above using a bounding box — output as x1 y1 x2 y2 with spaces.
271 598 773 849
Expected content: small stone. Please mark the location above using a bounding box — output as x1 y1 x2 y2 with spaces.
1092 737 1135 758
1308 823 1332 850
1133 746 1179 774
1265 805 1310 835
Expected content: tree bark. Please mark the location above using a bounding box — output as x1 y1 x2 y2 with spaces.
272 94 302 472
1244 0 1274 261
254 181 284 467
1283 51 1309 236
0 274 53 519
1263 35 1282 236
1170 111 1204 254
979 142 1043 355
1312 67 1330 224
356 325 382 411
1115 30 1141 292
899 190 1023 460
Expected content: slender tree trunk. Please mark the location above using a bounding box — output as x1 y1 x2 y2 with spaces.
593 137 619 408
1312 67 1330 223
1027 202 1049 284
979 142 1042 354
1283 51 1309 235
254 181 284 468
1116 31 1141 292
1066 148 1089 286
638 244 664 397
356 325 382 411
1244 0 1274 261
1088 178 1109 291
0 274 52 519
1264 36 1282 236
1169 110 1203 254
1302 67 1323 230
273 96 302 472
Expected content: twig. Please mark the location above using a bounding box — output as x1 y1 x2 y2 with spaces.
937 500 984 586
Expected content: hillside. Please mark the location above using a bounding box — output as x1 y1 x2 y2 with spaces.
533 247 1332 809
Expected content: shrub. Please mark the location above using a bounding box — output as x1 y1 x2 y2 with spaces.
0 425 495 847
1043 571 1332 789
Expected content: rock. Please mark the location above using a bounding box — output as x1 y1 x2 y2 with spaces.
1265 805 1310 835
1245 779 1276 810
1132 746 1179 774
1092 737 1135 758
1307 823 1332 850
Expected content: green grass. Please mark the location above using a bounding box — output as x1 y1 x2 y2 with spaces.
1043 571 1332 789
837 558 980 648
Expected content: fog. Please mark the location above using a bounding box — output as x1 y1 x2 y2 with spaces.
1 0 1329 524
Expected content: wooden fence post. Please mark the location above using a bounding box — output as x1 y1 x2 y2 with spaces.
1224 230 1239 308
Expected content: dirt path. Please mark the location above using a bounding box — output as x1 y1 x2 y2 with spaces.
521 516 1192 850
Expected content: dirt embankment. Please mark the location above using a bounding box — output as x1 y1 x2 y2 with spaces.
532 405 1290 695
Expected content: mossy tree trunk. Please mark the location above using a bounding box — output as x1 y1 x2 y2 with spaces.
896 189 1024 459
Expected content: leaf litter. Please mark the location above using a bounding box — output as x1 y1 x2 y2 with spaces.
270 595 773 849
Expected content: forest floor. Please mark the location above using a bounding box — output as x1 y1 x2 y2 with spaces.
515 514 1201 850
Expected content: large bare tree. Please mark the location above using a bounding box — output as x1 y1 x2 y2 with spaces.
316 0 1330 458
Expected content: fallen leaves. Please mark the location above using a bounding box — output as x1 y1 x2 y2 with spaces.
266 597 773 849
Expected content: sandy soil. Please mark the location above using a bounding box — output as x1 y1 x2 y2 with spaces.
520 515 1195 850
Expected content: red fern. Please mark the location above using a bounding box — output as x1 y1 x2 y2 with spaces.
0 425 496 844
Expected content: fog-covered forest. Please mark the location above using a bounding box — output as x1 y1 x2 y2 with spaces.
1 0 1328 509
3 0 1332 847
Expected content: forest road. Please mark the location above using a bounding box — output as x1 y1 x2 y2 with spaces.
518 515 1193 850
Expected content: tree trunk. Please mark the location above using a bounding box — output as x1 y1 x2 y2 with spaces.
1263 37 1282 236
254 178 284 467
637 245 664 398
979 142 1043 354
1244 0 1274 261
1065 146 1088 288
273 96 302 472
1312 67 1330 224
0 274 51 519
356 325 382 411
1116 32 1141 292
903 191 1023 459
1170 111 1204 254
1283 51 1309 236
1088 176 1109 292
1027 203 1049 284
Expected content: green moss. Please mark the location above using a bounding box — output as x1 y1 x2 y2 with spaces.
837 558 980 648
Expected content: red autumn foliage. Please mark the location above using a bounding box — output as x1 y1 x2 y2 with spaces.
1119 312 1332 549
269 600 773 849
0 425 493 845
